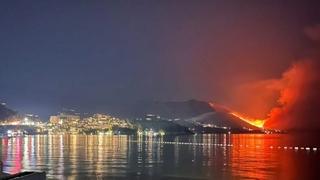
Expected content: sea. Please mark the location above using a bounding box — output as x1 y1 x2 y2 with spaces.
1 134 320 180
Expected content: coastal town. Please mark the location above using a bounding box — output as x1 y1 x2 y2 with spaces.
0 99 272 138
0 111 169 137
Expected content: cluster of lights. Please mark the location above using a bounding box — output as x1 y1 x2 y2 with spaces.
137 129 165 136
6 130 25 137
47 113 134 134
1 117 44 127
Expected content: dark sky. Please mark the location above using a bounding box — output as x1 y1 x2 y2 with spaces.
1 0 320 119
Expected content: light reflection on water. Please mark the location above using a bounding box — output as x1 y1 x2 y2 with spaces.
1 134 320 179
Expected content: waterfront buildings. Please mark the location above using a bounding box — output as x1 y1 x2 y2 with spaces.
48 113 134 135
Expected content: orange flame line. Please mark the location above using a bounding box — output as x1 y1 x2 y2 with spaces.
230 112 265 128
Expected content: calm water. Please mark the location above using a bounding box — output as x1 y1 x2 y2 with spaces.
1 134 320 180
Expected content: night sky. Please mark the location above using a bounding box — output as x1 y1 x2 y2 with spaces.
1 1 320 119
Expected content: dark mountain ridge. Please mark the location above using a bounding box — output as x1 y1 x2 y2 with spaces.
129 99 214 119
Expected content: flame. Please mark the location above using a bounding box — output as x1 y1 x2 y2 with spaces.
263 60 320 129
222 59 317 130
209 102 265 128
230 112 265 128
210 25 320 130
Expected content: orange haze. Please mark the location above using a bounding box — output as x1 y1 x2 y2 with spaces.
221 24 320 130
264 60 320 130
225 60 320 130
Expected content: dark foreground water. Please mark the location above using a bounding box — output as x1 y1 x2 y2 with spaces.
1 134 320 180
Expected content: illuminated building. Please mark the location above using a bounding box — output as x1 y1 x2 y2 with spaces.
49 116 59 124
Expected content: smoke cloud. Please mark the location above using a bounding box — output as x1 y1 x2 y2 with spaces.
264 60 320 130
227 24 320 130
264 24 320 130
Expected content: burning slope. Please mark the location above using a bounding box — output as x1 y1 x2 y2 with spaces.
209 102 265 128
220 59 320 130
216 60 320 130
217 24 320 131
264 24 320 130
229 112 265 128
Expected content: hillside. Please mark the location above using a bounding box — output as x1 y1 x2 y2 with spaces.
181 111 260 130
123 99 262 133
130 99 214 119
0 103 16 120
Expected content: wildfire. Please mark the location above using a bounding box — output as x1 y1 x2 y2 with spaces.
209 102 265 128
230 112 265 128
